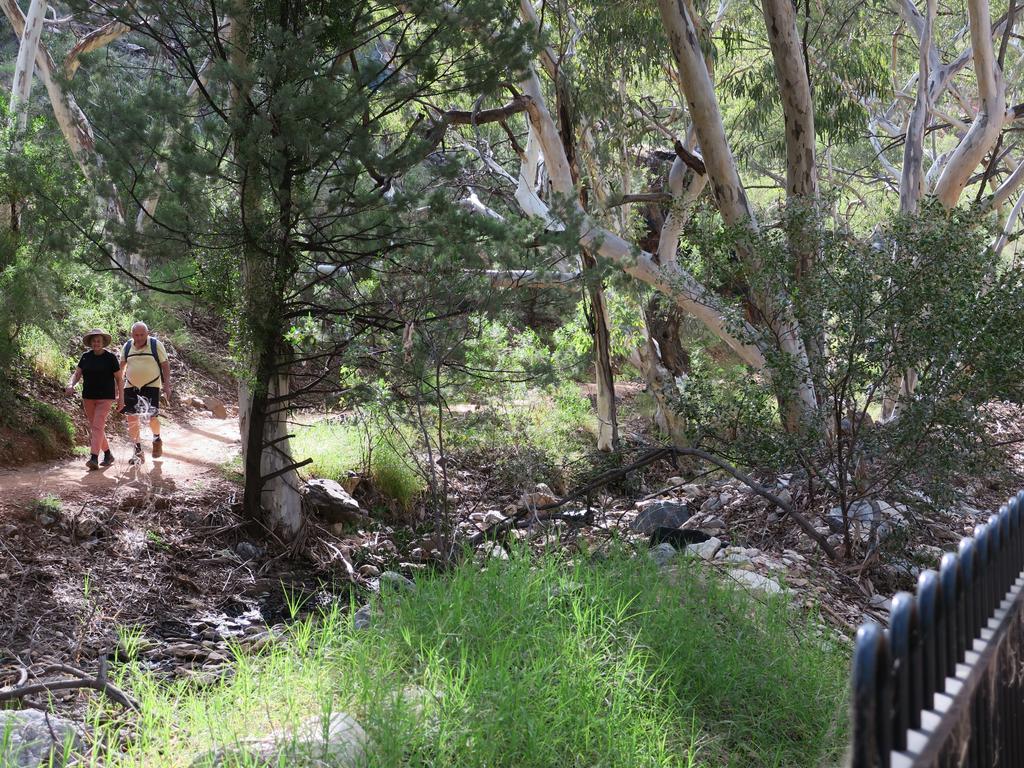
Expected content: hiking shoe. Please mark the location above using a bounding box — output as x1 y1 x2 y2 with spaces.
100 451 115 466
151 437 163 458
85 458 99 470
130 446 145 465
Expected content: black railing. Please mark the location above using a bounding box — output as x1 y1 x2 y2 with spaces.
851 491 1024 767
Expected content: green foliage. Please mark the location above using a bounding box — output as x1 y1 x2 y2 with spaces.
81 550 847 767
675 201 1024 506
445 383 596 493
551 290 645 377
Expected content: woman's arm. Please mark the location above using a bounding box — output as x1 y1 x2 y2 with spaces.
65 366 82 396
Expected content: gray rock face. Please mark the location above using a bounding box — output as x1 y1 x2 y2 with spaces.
353 604 375 630
648 542 678 567
630 501 692 534
378 571 416 593
190 712 367 767
0 710 82 767
303 479 367 526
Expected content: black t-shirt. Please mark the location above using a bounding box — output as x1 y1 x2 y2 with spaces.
78 350 120 400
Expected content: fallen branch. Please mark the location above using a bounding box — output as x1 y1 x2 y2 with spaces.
0 659 140 712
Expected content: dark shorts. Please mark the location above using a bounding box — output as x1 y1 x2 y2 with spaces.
123 386 161 417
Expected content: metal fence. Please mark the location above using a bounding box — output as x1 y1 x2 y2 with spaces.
851 491 1024 767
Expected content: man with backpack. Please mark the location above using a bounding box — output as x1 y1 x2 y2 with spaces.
118 321 172 464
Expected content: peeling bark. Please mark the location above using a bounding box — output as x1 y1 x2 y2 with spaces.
64 19 131 79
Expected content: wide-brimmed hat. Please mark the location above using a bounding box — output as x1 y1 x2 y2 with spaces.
82 329 112 347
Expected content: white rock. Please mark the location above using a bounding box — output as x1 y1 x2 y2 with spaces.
190 712 366 767
685 537 721 561
699 496 722 514
727 569 783 594
483 510 506 526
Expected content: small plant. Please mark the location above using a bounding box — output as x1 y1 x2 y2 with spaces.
29 493 62 521
116 624 147 661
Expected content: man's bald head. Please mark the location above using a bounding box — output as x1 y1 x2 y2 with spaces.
131 322 149 347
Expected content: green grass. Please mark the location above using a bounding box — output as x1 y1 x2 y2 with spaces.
292 420 424 510
291 420 365 483
78 550 849 767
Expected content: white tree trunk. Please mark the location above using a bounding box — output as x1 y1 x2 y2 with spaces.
932 0 1006 208
656 0 817 421
0 0 97 182
9 0 44 136
240 374 303 537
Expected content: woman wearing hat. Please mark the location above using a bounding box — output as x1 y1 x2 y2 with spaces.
65 329 124 470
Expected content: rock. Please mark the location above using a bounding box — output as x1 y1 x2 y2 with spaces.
303 479 368 526
700 516 726 534
869 594 892 611
353 604 374 630
234 541 263 561
629 501 692 534
188 396 206 409
0 709 83 767
649 527 709 549
190 712 367 768
358 564 380 578
685 537 722 561
203 396 229 419
718 549 753 566
699 496 722 514
648 542 678 567
483 510 506 526
341 471 361 494
378 571 416 593
487 545 509 560
727 569 783 594
32 502 60 527
519 483 558 509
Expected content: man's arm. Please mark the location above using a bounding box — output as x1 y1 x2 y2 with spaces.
160 360 172 399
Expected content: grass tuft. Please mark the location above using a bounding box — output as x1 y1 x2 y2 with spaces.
80 549 848 767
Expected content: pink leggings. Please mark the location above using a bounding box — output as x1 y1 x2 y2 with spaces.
83 399 114 455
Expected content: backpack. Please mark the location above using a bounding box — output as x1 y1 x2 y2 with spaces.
123 336 163 388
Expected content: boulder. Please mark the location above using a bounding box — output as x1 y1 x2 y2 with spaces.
629 501 692 534
727 569 783 594
685 537 722 561
190 712 366 768
303 479 368 526
203 396 229 419
0 710 82 768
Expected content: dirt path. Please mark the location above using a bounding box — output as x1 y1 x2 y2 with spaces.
0 414 241 507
